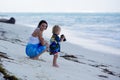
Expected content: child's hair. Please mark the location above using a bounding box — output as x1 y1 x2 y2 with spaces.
52 25 61 34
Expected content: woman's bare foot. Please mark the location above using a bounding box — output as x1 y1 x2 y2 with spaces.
30 57 39 60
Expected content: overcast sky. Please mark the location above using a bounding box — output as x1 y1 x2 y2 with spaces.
0 0 120 13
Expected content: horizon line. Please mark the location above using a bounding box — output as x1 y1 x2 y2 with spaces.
0 11 120 13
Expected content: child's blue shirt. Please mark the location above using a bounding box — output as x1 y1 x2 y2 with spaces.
49 34 60 55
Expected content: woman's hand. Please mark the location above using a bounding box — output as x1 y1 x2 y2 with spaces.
44 40 49 52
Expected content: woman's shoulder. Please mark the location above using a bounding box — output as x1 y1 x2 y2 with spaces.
32 28 40 37
34 28 40 32
34 28 41 34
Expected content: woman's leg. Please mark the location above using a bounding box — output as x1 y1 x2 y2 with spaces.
31 50 46 60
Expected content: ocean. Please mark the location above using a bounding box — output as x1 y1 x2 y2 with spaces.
0 13 120 55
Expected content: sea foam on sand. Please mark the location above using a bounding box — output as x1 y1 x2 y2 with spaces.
0 23 120 80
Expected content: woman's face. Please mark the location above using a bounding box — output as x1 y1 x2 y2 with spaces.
39 23 47 31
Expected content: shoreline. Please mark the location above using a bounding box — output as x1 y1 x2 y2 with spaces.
60 27 120 56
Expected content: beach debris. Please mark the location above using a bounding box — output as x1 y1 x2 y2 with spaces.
61 54 77 58
0 52 18 79
0 52 14 60
102 68 115 76
98 75 108 78
0 17 16 24
0 64 18 80
60 54 86 64
89 64 108 68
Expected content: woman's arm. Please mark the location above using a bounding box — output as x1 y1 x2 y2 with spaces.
38 31 45 45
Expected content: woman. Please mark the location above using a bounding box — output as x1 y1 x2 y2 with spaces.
26 20 49 60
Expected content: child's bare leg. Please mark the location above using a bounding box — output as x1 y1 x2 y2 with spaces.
53 53 59 67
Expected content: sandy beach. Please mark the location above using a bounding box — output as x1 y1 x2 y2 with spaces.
0 22 120 80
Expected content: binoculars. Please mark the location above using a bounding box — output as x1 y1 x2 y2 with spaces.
60 34 66 41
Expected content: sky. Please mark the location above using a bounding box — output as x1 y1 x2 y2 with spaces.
0 0 120 13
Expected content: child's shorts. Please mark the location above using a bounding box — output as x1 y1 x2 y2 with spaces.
26 43 46 58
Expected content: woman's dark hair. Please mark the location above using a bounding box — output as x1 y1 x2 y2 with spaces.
37 20 48 29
